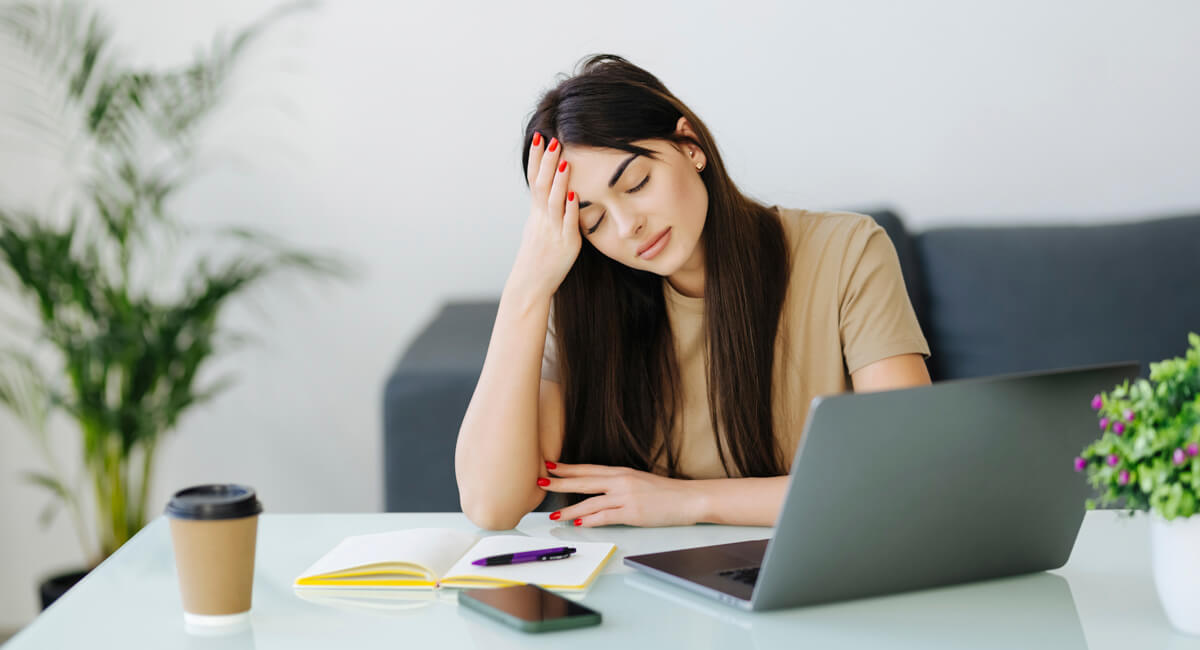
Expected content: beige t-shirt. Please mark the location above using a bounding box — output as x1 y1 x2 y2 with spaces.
542 208 930 479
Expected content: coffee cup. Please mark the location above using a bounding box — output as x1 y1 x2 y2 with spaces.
166 484 263 627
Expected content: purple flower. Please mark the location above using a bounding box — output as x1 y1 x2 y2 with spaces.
1124 409 1136 422
1091 395 1103 410
1174 448 1187 465
1113 422 1125 435
1099 417 1110 431
1107 454 1120 467
1074 457 1087 472
1118 469 1131 486
1188 443 1199 458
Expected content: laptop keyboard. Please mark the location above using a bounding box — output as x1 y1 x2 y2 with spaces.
718 566 760 586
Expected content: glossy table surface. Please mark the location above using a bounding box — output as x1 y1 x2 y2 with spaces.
7 510 1200 649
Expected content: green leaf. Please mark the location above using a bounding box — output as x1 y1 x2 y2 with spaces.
37 499 61 528
22 471 71 501
0 351 53 435
1181 492 1197 519
1139 467 1155 493
1165 484 1185 519
1113 382 1129 399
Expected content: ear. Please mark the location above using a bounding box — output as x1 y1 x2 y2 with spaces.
673 116 707 172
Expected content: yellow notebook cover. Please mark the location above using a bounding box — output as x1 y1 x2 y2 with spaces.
294 528 616 592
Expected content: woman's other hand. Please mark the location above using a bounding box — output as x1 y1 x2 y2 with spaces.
537 462 706 527
508 133 582 301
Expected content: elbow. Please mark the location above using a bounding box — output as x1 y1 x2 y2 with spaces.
461 497 525 531
455 451 538 530
458 479 532 530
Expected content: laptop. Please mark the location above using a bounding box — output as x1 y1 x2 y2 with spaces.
623 362 1139 611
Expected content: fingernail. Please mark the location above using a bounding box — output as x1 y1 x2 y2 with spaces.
532 132 542 147
573 518 582 527
558 160 568 173
548 137 559 152
537 478 550 487
566 191 574 202
545 461 557 470
549 511 561 521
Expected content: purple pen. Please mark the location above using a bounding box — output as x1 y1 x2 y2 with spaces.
471 546 577 566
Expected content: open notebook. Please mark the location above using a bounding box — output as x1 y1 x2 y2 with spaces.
294 528 616 592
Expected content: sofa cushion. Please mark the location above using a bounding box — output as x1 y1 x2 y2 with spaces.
392 301 499 372
384 301 498 511
916 213 1200 381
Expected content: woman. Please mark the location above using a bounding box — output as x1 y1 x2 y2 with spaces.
455 54 931 531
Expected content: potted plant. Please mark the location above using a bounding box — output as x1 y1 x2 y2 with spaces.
0 1 343 608
1076 333 1200 634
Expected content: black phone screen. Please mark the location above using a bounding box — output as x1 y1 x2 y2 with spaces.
461 584 599 623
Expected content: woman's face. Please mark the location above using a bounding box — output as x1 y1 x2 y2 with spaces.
560 134 708 287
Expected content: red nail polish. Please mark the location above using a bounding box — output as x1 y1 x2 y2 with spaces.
558 160 568 173
545 461 557 470
532 132 542 147
537 478 550 487
548 137 559 152
566 192 574 203
573 518 582 527
549 511 561 521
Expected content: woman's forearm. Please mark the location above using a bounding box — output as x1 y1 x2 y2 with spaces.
454 283 552 529
691 475 790 526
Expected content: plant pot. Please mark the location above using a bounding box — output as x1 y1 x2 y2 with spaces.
1152 514 1200 634
38 568 89 610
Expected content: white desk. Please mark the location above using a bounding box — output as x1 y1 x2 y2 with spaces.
6 511 1200 649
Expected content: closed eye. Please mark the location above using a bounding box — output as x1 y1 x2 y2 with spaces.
584 175 650 235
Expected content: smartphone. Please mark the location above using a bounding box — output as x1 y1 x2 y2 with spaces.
458 584 601 633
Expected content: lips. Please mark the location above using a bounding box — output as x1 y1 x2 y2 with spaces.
637 227 672 258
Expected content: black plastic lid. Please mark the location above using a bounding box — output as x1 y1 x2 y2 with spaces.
165 484 263 521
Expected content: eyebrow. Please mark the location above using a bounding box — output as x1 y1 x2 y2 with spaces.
578 153 640 210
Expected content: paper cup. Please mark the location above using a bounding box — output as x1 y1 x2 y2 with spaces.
166 485 262 625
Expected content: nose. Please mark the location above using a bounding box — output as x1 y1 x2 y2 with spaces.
610 207 645 240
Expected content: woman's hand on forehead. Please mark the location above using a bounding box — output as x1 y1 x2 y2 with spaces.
508 132 583 301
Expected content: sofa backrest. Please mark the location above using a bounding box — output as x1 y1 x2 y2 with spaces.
913 212 1200 381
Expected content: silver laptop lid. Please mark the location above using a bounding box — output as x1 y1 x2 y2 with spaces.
751 362 1138 610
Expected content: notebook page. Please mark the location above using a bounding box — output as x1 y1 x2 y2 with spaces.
441 535 616 590
296 528 479 582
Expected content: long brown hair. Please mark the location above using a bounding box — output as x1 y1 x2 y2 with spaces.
522 55 790 478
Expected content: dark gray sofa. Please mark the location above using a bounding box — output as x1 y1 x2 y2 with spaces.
383 207 1200 512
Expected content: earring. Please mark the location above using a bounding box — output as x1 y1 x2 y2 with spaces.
696 162 704 171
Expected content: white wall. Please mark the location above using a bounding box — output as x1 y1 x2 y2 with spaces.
2 0 1198 628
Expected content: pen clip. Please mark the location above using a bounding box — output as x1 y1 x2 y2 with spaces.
538 547 576 561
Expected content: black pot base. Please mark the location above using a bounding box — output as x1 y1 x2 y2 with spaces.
39 569 89 610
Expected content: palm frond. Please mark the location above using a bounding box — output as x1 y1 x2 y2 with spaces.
141 1 315 146
23 470 72 501
0 103 64 143
85 158 185 247
0 1 114 105
37 499 62 528
0 209 104 328
0 348 53 436
218 226 357 281
0 0 334 560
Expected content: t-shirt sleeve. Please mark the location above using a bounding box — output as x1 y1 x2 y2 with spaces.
838 218 931 375
541 308 562 383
